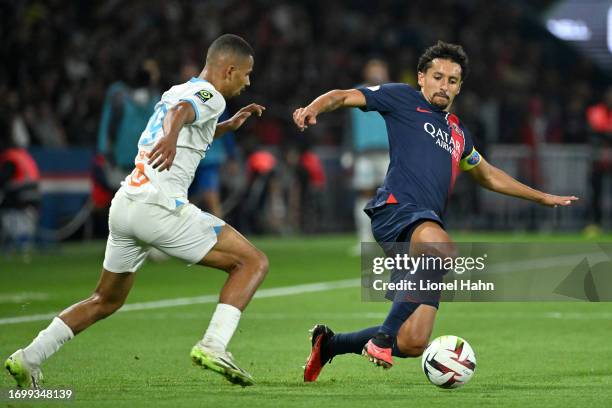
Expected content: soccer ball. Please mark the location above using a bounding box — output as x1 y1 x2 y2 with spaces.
421 335 476 388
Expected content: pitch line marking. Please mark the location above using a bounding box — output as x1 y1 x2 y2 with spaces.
1 250 610 326
0 279 361 326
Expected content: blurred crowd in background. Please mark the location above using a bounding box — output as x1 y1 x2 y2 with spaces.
1 0 611 250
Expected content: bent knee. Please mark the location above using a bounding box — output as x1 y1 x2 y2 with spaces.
250 249 269 278
411 237 457 260
90 293 125 318
230 248 269 278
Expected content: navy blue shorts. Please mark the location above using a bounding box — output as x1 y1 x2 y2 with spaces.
366 202 443 244
366 203 444 308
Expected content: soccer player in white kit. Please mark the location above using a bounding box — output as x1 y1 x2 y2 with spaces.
5 34 267 388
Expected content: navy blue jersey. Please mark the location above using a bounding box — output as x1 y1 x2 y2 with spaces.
358 83 482 218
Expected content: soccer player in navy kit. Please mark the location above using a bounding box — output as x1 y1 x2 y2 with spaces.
293 41 578 381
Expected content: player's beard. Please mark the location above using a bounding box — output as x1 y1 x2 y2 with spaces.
431 94 450 109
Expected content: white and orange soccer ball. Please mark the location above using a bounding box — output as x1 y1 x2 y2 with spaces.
421 335 477 388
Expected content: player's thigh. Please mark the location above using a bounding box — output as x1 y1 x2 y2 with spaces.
143 202 264 271
410 221 451 244
397 304 438 349
103 231 150 273
198 224 267 272
103 194 150 273
143 203 224 265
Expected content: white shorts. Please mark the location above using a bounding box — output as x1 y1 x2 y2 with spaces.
353 151 390 190
103 192 225 273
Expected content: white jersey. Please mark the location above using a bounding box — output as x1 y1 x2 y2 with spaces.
120 78 226 209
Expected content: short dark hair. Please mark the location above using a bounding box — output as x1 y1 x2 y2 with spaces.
417 41 469 81
206 34 254 62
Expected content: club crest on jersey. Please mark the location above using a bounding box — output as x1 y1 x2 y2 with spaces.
195 89 213 103
449 122 464 138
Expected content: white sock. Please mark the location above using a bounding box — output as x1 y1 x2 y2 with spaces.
23 317 74 367
355 196 374 243
201 303 241 351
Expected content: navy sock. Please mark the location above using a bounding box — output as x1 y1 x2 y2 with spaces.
327 326 379 358
379 301 419 337
379 254 445 337
326 326 409 359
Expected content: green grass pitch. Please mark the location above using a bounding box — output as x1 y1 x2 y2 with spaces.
1 233 611 407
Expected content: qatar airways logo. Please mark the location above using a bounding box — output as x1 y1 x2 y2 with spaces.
423 122 463 161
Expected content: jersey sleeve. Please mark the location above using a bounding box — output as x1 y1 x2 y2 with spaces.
179 86 225 126
459 126 483 171
357 83 412 113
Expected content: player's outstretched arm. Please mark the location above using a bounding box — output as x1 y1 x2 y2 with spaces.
467 157 579 207
293 89 366 131
148 101 196 171
215 103 265 138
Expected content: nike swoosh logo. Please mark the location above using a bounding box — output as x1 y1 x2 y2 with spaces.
416 107 432 113
218 357 239 370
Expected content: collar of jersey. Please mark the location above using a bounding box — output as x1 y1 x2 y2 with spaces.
189 77 209 84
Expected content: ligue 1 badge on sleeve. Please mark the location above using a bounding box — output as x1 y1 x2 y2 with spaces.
195 90 213 103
